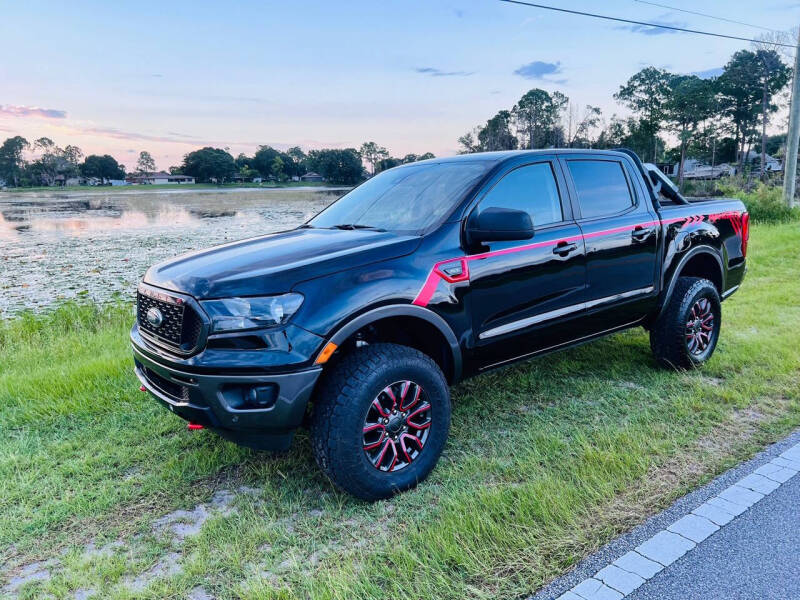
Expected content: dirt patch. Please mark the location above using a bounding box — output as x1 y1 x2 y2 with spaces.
2 560 56 595
152 489 236 542
126 552 182 591
188 587 215 600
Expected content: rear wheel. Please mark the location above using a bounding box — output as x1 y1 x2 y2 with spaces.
310 343 450 500
650 276 721 369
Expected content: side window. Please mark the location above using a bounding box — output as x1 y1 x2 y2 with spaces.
566 160 634 219
477 162 563 227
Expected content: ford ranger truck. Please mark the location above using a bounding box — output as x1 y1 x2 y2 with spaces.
132 149 749 500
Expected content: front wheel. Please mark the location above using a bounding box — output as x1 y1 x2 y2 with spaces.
650 276 721 369
310 343 450 500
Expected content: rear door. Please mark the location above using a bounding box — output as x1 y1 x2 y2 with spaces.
560 155 660 330
464 158 588 369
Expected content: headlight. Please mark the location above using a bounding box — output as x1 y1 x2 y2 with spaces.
200 293 304 333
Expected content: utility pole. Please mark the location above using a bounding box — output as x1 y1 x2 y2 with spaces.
783 28 800 208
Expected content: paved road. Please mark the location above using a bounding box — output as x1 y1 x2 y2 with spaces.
628 472 800 600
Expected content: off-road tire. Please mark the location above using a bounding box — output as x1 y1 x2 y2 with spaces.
650 276 721 369
310 343 450 501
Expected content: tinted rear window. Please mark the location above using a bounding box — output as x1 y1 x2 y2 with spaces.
567 160 634 219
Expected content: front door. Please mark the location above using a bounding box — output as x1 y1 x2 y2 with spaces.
463 159 588 370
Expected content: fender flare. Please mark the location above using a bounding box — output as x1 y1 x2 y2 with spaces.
325 304 463 382
656 245 724 320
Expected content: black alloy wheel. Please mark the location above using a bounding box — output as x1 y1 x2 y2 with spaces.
362 380 432 472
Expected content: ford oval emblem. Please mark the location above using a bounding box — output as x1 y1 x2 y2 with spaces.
146 307 164 328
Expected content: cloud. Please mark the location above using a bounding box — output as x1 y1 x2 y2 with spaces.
513 60 564 81
75 125 201 144
55 122 289 150
0 104 67 119
616 17 688 36
415 67 474 77
167 131 200 139
692 67 724 79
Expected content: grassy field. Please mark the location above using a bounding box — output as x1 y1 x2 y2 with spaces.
1 224 799 599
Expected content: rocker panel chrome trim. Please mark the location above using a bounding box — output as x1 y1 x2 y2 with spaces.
478 286 654 340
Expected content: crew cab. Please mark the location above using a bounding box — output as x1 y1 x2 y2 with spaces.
132 149 749 500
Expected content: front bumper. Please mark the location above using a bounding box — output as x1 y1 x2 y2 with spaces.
132 333 322 451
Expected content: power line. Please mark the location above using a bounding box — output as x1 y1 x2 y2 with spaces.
498 0 796 48
633 0 783 34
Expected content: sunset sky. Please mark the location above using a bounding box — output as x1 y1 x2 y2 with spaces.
1 0 796 170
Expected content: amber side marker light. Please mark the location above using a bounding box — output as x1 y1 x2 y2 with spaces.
315 342 338 364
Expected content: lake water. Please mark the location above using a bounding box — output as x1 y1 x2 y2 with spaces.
0 187 344 316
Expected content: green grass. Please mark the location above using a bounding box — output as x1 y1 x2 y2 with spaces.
2 224 799 599
0 182 343 194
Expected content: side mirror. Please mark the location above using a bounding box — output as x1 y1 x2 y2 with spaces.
467 207 534 244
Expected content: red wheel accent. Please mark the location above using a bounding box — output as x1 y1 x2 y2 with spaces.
399 381 421 412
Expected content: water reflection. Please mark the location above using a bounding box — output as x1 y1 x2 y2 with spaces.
0 187 344 315
0 187 344 241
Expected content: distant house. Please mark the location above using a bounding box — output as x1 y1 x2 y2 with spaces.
231 173 262 184
666 159 735 179
126 172 195 185
743 151 782 172
300 171 324 182
55 175 100 186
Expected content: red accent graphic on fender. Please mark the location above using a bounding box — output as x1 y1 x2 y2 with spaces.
412 211 746 307
435 258 470 283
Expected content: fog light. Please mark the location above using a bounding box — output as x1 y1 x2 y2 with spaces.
245 385 278 409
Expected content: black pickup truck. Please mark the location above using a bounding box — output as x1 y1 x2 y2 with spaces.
132 149 749 500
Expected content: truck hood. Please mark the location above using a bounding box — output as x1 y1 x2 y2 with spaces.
144 227 421 299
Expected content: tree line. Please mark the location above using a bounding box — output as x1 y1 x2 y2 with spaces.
174 142 435 185
458 47 791 187
0 137 437 188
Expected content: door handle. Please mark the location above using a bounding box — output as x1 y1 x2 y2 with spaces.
632 226 654 241
552 241 578 256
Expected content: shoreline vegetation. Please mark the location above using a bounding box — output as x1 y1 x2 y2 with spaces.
1 222 799 598
0 181 346 194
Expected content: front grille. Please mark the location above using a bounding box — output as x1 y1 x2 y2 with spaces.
143 367 190 403
137 290 203 353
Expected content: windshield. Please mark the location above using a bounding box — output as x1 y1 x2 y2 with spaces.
309 162 491 234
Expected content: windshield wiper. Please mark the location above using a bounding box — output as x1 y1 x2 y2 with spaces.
329 224 386 231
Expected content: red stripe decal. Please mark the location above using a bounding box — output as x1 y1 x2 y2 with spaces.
412 211 744 307
413 273 441 306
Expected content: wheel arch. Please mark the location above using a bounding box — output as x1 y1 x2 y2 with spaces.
656 246 724 321
322 304 463 384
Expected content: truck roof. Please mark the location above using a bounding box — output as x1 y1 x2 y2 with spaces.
414 148 634 166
